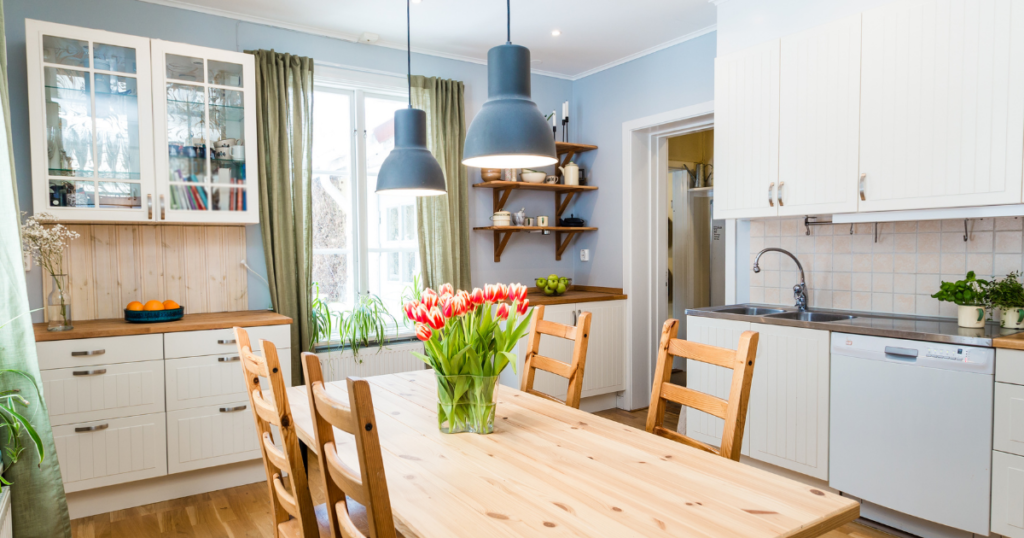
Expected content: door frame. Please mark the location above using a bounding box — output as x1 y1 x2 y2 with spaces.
620 101 722 411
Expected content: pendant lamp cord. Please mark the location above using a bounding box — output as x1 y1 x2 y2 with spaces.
506 0 511 44
407 0 412 108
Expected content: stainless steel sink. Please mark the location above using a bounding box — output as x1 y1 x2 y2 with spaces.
716 306 786 316
766 311 857 322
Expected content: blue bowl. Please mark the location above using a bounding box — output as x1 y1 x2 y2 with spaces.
124 307 184 323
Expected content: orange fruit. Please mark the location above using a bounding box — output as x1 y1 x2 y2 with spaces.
163 300 180 310
126 301 144 311
143 300 165 311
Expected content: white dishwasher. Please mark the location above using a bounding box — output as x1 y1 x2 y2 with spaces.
830 332 994 538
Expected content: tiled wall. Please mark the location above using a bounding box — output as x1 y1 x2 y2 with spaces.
748 217 1024 318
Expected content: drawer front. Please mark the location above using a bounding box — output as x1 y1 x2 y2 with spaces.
36 334 163 371
994 450 1024 538
164 324 291 359
42 361 165 426
53 414 167 493
166 355 248 411
996 382 1024 457
167 401 261 474
1000 349 1024 386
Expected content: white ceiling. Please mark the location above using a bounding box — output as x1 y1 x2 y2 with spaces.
137 0 717 79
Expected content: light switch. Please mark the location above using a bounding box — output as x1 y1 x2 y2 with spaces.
580 249 590 261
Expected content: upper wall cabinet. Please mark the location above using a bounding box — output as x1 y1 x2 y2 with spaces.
27 20 155 222
26 21 259 224
858 0 1024 212
777 15 862 217
713 40 781 220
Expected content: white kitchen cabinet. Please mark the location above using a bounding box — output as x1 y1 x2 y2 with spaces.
53 413 168 493
713 39 781 220
41 360 164 427
166 400 260 474
150 40 258 224
36 334 163 370
858 0 1024 212
684 316 752 456
165 355 248 411
777 15 862 216
993 450 1024 538
748 323 830 480
26 20 155 222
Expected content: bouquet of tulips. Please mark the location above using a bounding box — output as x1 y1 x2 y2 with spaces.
405 282 532 433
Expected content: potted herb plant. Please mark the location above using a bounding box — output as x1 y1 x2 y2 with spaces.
932 271 991 328
990 272 1024 329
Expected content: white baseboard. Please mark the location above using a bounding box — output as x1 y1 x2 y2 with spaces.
66 459 266 519
579 392 621 413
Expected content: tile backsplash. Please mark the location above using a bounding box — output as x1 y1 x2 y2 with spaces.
748 217 1024 318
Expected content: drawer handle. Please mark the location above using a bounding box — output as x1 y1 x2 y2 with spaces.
884 346 918 358
219 405 247 413
75 424 109 433
218 356 241 362
71 349 105 357
72 369 107 376
217 339 236 345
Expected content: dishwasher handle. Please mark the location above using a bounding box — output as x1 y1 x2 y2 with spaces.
884 346 919 360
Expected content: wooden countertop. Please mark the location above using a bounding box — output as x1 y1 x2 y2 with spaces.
525 285 626 306
34 310 292 342
993 332 1024 350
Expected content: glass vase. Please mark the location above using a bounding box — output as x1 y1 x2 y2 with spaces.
47 274 73 332
435 373 499 434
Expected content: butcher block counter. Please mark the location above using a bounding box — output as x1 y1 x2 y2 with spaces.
34 310 292 342
524 285 626 306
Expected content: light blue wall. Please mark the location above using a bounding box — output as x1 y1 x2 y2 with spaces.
5 0 573 319
570 32 717 287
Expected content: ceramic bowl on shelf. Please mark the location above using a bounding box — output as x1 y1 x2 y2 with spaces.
521 171 546 183
481 168 502 182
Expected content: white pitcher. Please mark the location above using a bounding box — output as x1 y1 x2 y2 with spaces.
559 162 579 186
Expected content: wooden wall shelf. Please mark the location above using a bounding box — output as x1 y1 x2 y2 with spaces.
473 181 597 220
473 226 597 262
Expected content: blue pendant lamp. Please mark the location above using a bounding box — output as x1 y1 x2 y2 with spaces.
375 0 447 196
462 0 558 169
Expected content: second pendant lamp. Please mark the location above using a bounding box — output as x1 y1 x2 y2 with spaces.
375 0 447 196
462 0 558 169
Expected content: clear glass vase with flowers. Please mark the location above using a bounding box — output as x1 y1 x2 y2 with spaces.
406 283 532 434
20 213 79 331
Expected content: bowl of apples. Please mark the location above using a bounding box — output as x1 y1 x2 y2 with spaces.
536 274 570 296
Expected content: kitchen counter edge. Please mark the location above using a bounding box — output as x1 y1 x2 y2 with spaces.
34 310 292 342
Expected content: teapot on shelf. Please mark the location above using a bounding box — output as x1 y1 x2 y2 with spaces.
559 162 579 186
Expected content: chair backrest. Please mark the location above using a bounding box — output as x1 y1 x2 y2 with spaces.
645 319 759 461
520 304 592 409
301 353 396 538
235 327 319 537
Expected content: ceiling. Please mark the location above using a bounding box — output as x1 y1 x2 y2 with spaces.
137 0 717 79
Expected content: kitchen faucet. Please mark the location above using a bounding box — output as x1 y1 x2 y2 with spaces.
752 248 808 311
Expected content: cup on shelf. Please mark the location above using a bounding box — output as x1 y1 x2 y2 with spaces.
215 148 230 160
231 146 245 160
215 138 237 149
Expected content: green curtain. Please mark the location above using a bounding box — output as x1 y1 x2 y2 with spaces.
250 50 314 385
410 76 471 291
0 1 71 534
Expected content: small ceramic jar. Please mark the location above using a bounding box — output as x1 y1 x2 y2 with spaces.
1001 307 1024 329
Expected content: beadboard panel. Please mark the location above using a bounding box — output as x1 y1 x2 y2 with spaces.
53 414 167 493
318 341 426 383
165 356 248 411
167 402 261 474
43 224 247 321
684 316 753 456
42 360 165 427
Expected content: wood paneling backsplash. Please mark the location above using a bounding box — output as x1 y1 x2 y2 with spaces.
43 225 249 321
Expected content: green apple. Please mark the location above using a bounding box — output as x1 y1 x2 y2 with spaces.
559 277 569 285
548 273 559 282
536 278 547 288
556 282 567 294
544 286 556 296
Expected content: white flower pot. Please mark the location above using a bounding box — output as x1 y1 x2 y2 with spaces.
1001 307 1024 329
957 305 986 328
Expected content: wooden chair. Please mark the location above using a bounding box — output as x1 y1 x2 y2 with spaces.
645 319 759 461
301 352 398 538
235 327 330 538
520 304 592 409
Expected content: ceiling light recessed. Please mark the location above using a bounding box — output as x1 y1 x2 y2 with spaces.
551 30 561 36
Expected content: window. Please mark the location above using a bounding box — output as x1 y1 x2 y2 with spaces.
311 76 420 338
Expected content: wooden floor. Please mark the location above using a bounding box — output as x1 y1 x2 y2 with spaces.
71 404 891 538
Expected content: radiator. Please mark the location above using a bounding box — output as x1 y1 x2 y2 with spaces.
317 341 426 382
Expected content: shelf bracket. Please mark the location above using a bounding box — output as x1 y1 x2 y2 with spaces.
492 188 513 212
555 191 577 221
555 231 579 261
493 230 513 262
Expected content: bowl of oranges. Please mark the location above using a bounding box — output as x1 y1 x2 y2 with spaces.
124 299 184 323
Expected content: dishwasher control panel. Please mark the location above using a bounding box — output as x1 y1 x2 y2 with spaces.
926 348 973 362
832 333 994 374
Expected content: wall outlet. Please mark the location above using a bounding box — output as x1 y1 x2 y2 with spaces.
580 249 590 261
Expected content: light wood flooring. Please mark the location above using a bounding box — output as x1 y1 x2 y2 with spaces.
71 403 891 538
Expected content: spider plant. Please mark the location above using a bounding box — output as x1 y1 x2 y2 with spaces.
309 282 335 350
339 292 397 358
0 370 44 486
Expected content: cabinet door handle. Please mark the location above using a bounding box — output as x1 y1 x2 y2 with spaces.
217 339 236 345
572 311 577 325
218 356 240 362
768 182 775 207
75 424 108 433
219 405 247 413
71 349 105 357
160 194 166 220
72 369 107 376
777 181 785 207
859 173 866 201
147 194 153 219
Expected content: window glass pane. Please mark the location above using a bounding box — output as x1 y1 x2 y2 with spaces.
93 43 136 73
95 74 140 180
312 91 352 172
166 53 204 82
97 182 141 209
44 67 93 177
312 173 354 312
169 184 209 211
43 36 88 67
48 180 94 208
208 60 243 87
166 83 206 183
210 186 246 211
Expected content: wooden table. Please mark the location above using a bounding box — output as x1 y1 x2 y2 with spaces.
287 371 858 537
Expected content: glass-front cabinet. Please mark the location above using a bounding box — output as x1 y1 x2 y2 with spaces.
26 20 259 224
27 20 155 222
